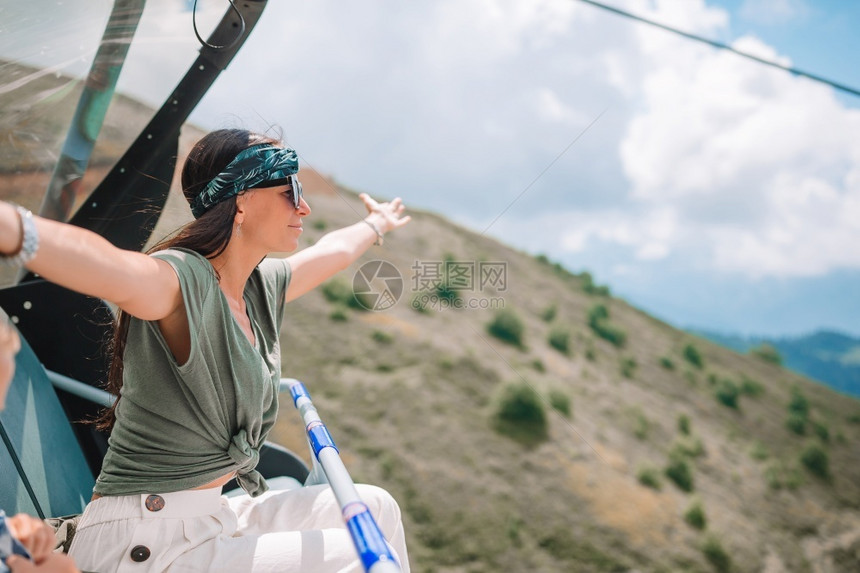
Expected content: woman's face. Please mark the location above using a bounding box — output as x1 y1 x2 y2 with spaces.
0 320 20 410
239 181 311 253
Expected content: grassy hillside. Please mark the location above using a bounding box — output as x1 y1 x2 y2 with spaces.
262 185 860 573
3 78 860 571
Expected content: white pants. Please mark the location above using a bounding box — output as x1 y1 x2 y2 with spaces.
68 485 410 573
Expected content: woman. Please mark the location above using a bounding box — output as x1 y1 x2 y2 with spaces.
0 129 411 572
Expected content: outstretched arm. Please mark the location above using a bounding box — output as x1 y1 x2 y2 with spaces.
284 194 411 302
0 203 181 321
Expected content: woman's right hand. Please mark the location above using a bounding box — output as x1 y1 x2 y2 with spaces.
5 514 55 564
4 513 80 572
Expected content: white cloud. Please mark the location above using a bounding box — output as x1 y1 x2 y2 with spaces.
710 172 860 277
617 2 860 278
493 205 678 263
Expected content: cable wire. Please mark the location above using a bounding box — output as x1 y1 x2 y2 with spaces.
192 0 246 50
574 0 860 99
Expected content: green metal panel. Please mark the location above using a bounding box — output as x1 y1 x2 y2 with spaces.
0 440 40 516
0 332 93 517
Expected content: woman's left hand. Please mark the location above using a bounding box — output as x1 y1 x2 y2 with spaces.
359 193 412 235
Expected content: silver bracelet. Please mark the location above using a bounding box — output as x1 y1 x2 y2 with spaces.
1 205 40 267
363 219 384 246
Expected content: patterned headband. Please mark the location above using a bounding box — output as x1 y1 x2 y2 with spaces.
190 144 300 218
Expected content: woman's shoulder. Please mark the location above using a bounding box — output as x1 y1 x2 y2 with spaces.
254 256 292 289
151 246 207 262
150 248 217 288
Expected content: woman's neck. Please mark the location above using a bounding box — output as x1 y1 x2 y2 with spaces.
209 241 264 301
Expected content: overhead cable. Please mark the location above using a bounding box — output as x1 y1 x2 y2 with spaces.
575 0 860 99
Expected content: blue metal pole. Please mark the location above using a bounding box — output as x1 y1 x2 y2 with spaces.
284 378 402 573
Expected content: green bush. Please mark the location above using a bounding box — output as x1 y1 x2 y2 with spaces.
765 460 803 490
620 357 637 378
677 414 691 435
670 436 705 459
749 441 769 461
580 272 611 296
321 278 352 304
786 387 810 435
548 390 571 418
321 278 367 311
371 330 394 344
540 304 557 322
750 342 782 366
665 456 694 492
788 387 810 417
531 359 545 373
684 499 707 530
587 304 626 348
715 379 740 409
740 375 764 397
487 308 526 348
682 343 704 369
659 356 675 370
785 412 807 435
800 443 829 479
812 421 830 442
580 271 595 292
701 535 731 572
312 219 327 231
506 516 523 546
548 327 570 355
492 382 548 444
588 303 609 324
434 282 461 306
551 262 575 281
329 306 348 321
630 408 650 440
636 465 661 490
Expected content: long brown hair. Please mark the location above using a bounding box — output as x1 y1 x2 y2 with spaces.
95 129 281 430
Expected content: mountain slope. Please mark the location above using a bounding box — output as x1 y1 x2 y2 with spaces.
257 180 860 573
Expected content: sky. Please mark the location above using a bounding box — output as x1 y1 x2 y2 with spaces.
5 0 860 338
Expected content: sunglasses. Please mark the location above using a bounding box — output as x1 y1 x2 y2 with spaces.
287 173 303 210
253 173 303 210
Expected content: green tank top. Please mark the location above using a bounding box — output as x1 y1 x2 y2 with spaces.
94 248 291 497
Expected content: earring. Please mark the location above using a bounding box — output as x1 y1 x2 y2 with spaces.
236 222 242 236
